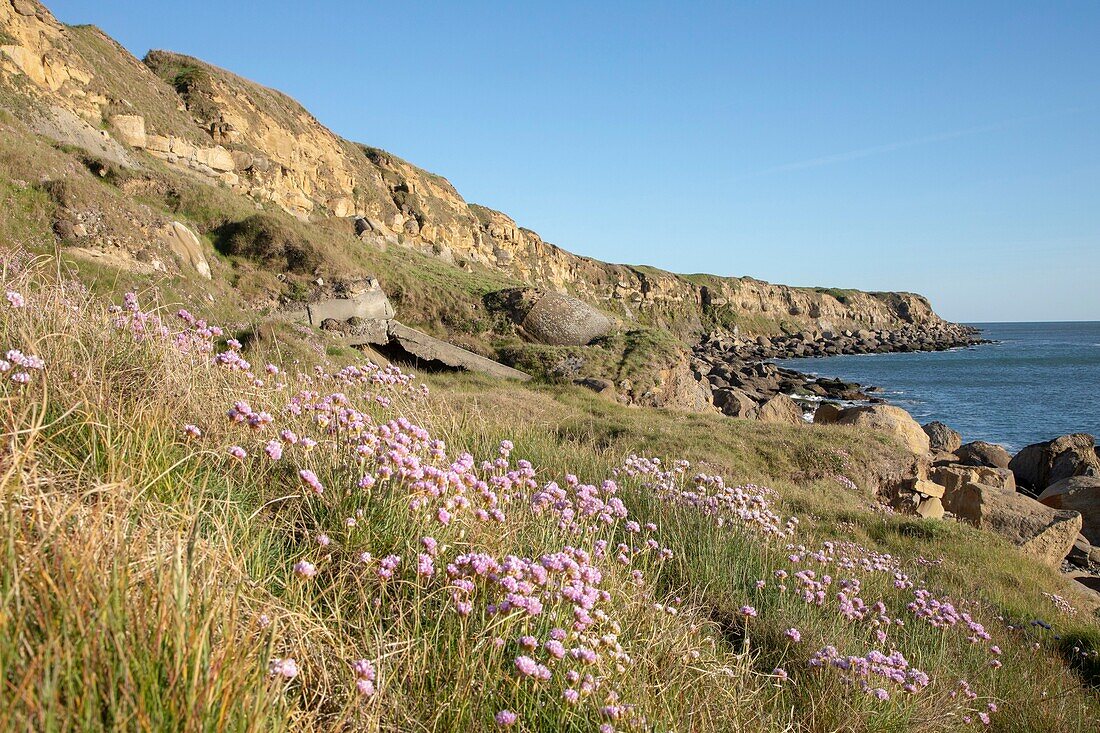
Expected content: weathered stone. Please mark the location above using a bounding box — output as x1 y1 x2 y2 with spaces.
194 145 235 172
1010 434 1100 491
108 114 146 148
714 387 758 419
956 441 1012 470
387 322 529 381
756 394 804 425
1038 476 1100 545
911 479 946 499
931 464 1016 496
303 289 395 325
575 377 616 397
922 421 962 454
161 221 211 279
145 134 171 153
949 483 1081 568
1068 534 1094 568
514 291 613 346
835 404 931 455
813 402 844 424
915 496 945 519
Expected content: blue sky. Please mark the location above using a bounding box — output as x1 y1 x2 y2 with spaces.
49 1 1100 322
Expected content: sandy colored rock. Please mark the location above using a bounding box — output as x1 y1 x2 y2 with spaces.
162 221 211 279
916 496 945 519
108 114 146 148
949 483 1081 568
756 394 804 425
835 404 930 455
1038 475 1100 545
911 478 946 499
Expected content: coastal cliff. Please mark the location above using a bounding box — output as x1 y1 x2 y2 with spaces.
2 0 953 342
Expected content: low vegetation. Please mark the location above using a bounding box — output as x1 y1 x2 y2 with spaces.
1 250 1097 731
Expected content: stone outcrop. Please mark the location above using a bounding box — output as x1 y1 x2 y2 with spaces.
161 221 211 279
835 405 931 455
1010 434 1100 492
945 480 1082 568
955 441 1013 470
923 421 962 455
0 3 969 344
1038 476 1100 545
756 394 804 425
384 323 530 381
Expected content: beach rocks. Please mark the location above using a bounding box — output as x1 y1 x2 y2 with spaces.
923 421 962 454
956 441 1013 470
1010 434 1100 492
756 394 804 425
1038 476 1100 545
946 482 1081 568
814 402 845 425
835 405 930 455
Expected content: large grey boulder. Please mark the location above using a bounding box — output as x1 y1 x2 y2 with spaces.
922 421 962 454
1010 434 1100 492
956 441 1012 470
486 288 612 346
713 387 758 419
300 286 396 325
1038 476 1100 545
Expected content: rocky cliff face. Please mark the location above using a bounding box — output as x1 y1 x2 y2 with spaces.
0 0 955 339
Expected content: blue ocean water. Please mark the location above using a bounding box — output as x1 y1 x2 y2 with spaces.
774 322 1100 452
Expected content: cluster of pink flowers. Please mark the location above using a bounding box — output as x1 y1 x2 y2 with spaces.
1 348 46 385
353 658 377 697
617 455 796 537
808 646 930 698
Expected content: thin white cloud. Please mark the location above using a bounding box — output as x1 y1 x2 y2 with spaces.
746 109 1077 177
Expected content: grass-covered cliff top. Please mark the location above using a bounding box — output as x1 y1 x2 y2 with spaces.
1 250 1098 731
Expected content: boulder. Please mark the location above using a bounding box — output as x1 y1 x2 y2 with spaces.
1068 534 1093 568
835 404 930 455
387 322 530 381
956 441 1012 470
922 421 962 454
575 377 616 397
161 222 211 279
931 464 1016 496
714 387 758 419
813 402 844 425
910 479 946 499
915 496 945 519
1010 434 1100 492
520 292 613 346
950 483 1082 568
756 394 804 425
108 114 146 149
303 288 395 324
1038 476 1100 545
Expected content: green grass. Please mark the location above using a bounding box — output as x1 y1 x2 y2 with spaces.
0 257 1097 731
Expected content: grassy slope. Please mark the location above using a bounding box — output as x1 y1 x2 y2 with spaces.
0 254 1097 732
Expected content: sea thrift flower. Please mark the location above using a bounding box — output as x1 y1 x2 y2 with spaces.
739 605 757 618
183 424 202 439
785 628 802 643
495 710 517 727
228 446 247 460
269 658 299 679
293 560 317 578
264 440 283 460
317 534 331 547
6 291 25 308
299 469 324 494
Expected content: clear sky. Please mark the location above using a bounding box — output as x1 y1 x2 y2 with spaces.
48 1 1100 322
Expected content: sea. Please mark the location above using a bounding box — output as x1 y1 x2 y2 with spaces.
774 322 1100 453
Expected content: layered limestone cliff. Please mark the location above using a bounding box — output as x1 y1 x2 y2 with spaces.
1 0 955 339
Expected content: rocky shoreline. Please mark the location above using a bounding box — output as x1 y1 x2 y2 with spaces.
686 321 1100 605
689 323 987 420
